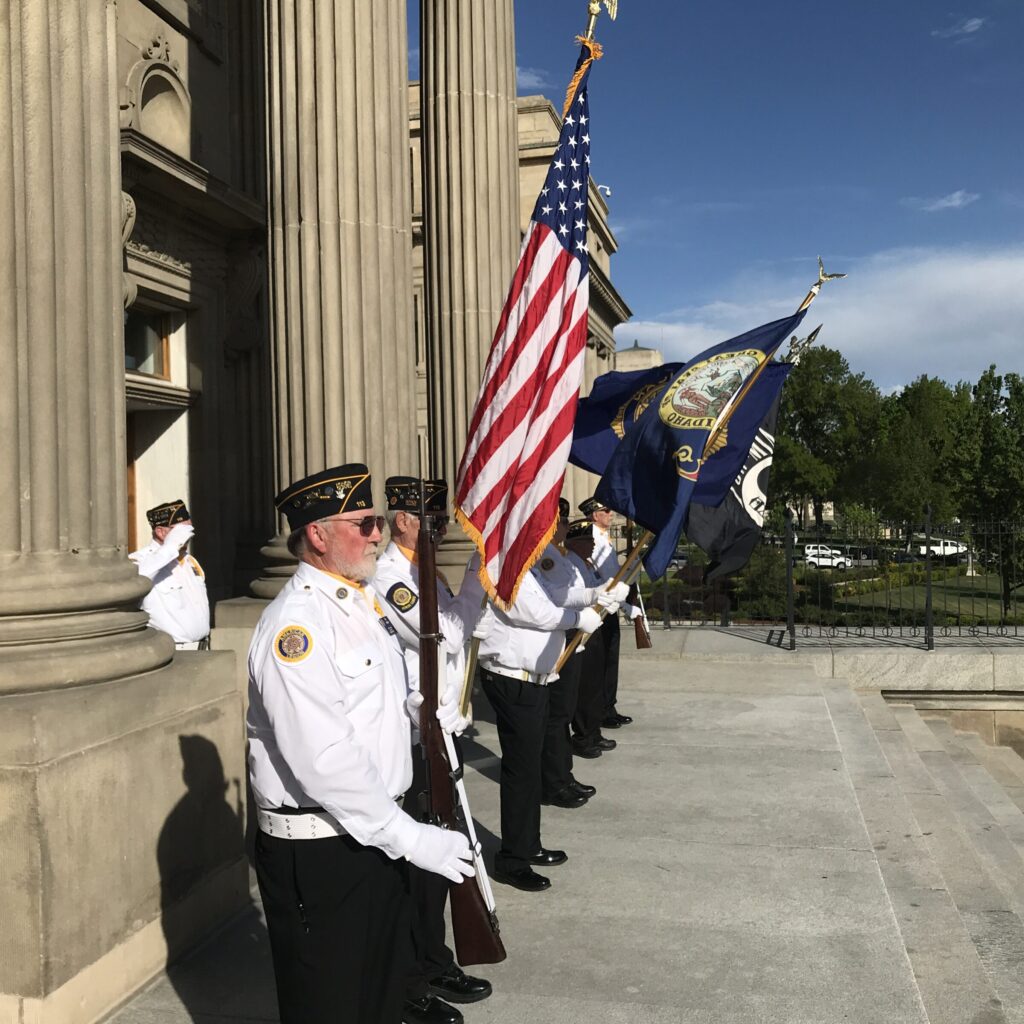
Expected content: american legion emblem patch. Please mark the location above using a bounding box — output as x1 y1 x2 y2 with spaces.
386 583 418 613
274 626 313 663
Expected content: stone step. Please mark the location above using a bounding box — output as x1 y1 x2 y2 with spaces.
822 683 1007 1024
958 733 1024 818
882 703 1024 1022
925 720 1024 853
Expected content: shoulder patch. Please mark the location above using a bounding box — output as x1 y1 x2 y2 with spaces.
274 625 313 663
386 582 418 613
540 557 555 571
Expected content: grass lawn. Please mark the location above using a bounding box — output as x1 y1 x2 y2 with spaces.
834 573 1015 621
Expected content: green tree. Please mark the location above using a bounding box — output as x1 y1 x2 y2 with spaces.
773 347 882 527
953 367 1024 614
866 375 971 525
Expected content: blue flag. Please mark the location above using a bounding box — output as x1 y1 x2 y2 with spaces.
595 312 805 579
570 363 682 476
690 362 792 507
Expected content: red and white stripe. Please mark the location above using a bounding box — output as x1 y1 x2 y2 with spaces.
455 222 589 606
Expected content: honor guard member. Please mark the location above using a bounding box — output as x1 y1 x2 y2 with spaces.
580 496 642 730
247 465 475 1024
532 499 628 808
475 545 603 892
130 500 210 650
373 476 492 1024
564 519 616 758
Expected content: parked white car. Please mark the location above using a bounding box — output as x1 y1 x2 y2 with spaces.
916 539 967 558
802 544 850 570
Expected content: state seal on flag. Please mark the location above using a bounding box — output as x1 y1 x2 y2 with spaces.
659 350 765 430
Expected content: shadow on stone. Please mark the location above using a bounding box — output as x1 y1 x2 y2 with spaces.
156 734 276 1020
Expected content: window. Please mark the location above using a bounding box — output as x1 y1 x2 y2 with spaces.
125 310 170 378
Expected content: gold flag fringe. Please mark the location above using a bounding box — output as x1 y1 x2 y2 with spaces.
562 36 604 121
455 505 560 612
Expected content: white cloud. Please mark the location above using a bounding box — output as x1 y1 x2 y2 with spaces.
932 16 986 38
516 66 550 91
615 246 1024 391
903 189 980 212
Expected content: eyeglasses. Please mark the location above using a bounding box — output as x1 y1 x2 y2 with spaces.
320 515 386 536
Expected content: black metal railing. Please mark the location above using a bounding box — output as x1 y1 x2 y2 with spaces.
634 515 1024 649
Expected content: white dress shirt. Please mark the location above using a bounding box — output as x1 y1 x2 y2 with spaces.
130 540 210 645
478 563 581 680
531 544 596 609
246 561 424 858
373 540 484 695
590 524 638 618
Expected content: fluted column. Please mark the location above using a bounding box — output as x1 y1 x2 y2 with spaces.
421 0 520 487
264 0 416 517
0 0 173 692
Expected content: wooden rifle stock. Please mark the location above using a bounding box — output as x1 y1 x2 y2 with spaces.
629 584 653 649
416 500 506 966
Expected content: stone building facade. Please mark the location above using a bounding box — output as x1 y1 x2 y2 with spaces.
0 2 629 1020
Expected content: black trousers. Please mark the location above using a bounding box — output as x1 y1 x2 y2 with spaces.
480 668 549 871
572 626 607 747
541 644 582 797
255 829 412 1024
601 614 622 717
406 744 456 998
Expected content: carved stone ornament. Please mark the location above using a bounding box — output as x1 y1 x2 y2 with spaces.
121 192 138 308
225 241 267 359
143 31 180 71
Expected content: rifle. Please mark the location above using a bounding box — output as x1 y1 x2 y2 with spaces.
629 583 653 649
416 485 507 967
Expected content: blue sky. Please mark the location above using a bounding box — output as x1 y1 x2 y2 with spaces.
409 2 1024 391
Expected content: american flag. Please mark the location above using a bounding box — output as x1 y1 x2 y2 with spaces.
455 40 601 607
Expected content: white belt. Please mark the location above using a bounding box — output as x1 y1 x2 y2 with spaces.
257 809 346 840
484 664 550 685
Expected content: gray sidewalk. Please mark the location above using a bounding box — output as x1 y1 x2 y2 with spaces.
108 654 929 1023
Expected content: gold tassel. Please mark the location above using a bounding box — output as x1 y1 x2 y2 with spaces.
562 36 604 120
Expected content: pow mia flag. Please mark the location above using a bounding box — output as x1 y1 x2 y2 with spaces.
685 365 791 582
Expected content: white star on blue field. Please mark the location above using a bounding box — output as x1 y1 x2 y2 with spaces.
409 1 1024 391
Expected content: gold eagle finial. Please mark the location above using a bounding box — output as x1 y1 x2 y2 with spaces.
817 255 846 285
585 0 619 39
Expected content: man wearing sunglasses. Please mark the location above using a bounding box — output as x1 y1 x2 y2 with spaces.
374 476 492 1024
246 465 475 1024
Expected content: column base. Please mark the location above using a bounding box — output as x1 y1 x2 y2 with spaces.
0 651 248 1020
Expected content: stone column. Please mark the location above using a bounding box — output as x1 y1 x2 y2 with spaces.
420 0 520 578
0 0 172 693
264 0 417 517
421 0 520 481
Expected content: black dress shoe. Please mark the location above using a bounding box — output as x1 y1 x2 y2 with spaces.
402 994 464 1024
601 715 623 729
491 865 551 891
543 785 587 808
569 777 596 797
614 713 634 726
529 847 568 866
595 736 617 751
428 965 492 1004
571 741 602 759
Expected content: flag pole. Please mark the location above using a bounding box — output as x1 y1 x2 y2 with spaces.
583 0 618 41
551 528 653 675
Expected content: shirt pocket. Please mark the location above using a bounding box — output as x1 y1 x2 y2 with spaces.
334 642 385 708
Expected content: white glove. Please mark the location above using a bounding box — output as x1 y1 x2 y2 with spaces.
594 590 618 610
603 600 622 616
405 688 424 722
604 581 630 603
577 607 603 634
472 604 496 641
437 677 471 736
163 522 194 551
628 605 643 621
406 822 475 883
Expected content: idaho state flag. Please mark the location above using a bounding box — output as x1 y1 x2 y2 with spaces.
595 312 805 579
686 364 791 580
